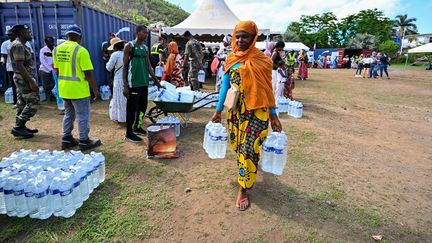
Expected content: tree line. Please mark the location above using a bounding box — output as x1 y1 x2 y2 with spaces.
284 8 418 54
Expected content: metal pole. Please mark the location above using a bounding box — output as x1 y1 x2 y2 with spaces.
54 4 59 39
39 6 45 40
399 28 406 55
28 5 39 85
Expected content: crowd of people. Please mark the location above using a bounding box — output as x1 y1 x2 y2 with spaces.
351 51 391 79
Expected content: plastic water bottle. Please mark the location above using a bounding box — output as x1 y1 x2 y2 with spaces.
198 70 205 83
208 126 221 159
50 177 62 217
216 127 227 159
90 152 106 184
272 133 288 176
260 136 274 173
29 174 52 219
39 86 46 101
25 178 38 217
4 176 18 217
5 87 14 104
155 66 164 78
13 174 28 218
203 121 213 150
57 175 76 218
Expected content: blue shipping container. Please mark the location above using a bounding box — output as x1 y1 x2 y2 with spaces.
0 1 137 87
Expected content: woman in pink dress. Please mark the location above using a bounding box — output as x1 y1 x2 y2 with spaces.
297 50 308 80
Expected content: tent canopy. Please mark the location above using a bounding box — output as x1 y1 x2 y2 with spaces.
408 43 432 53
255 41 310 51
163 0 270 37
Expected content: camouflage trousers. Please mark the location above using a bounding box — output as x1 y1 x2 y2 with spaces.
188 60 200 91
14 74 39 123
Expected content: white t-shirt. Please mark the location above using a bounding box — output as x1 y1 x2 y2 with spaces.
1 40 33 71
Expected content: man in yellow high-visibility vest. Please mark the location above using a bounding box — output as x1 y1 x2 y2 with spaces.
53 24 101 151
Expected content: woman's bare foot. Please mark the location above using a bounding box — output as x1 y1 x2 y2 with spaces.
236 186 250 211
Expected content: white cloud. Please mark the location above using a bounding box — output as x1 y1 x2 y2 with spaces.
196 0 404 32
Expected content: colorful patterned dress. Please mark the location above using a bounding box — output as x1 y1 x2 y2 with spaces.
227 66 270 189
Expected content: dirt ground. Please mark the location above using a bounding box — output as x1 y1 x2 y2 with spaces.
0 67 431 242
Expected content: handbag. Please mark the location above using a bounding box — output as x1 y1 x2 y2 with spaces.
223 82 239 110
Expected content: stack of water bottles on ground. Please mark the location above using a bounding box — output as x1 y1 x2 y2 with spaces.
152 81 218 107
276 97 303 118
156 116 181 137
0 149 105 219
203 122 228 159
261 132 289 176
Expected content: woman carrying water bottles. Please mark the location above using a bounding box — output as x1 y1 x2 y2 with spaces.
211 20 283 211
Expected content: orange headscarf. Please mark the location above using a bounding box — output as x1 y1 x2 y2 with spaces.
225 21 276 110
164 41 179 76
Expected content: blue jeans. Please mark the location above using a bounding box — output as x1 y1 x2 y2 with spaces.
369 64 378 78
380 65 389 77
63 97 91 141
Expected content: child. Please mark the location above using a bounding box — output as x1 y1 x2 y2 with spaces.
285 67 295 100
276 61 287 98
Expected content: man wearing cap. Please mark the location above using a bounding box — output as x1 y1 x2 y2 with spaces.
53 24 101 150
182 31 203 91
8 24 39 138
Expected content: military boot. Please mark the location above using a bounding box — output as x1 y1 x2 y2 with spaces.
11 119 34 139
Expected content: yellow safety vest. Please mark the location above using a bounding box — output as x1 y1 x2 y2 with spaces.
53 41 93 99
151 43 161 55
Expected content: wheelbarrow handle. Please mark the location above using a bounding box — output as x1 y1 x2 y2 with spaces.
193 91 219 104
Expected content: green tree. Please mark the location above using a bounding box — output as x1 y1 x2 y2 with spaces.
379 40 399 58
394 14 418 36
283 30 300 42
348 33 378 49
284 12 339 48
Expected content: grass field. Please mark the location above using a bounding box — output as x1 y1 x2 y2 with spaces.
0 66 431 242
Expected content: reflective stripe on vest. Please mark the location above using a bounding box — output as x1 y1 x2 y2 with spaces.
56 45 82 82
151 43 160 55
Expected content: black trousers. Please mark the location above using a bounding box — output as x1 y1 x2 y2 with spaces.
126 86 148 135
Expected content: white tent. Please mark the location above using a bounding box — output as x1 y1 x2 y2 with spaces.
163 0 270 36
255 41 310 51
407 43 432 53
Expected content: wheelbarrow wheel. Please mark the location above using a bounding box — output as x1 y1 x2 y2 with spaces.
147 107 168 123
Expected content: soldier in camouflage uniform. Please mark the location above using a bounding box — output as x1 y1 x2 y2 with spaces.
182 31 203 91
9 24 39 139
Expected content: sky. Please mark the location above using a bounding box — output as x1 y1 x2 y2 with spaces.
166 0 432 34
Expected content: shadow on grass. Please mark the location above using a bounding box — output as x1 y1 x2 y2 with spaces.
249 173 430 242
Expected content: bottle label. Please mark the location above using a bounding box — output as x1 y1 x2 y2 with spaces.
0 188 3 193
73 181 80 188
50 189 60 195
263 146 273 152
14 189 24 196
4 189 14 195
274 149 284 155
35 189 49 198
60 189 73 196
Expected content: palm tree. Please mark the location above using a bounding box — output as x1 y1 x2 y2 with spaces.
394 14 418 36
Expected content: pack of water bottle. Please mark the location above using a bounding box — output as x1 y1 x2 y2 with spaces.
99 85 111 101
155 66 164 78
0 149 106 219
261 132 288 176
203 122 228 159
276 97 303 119
4 87 14 104
198 70 206 83
155 81 195 103
148 85 159 101
156 116 181 137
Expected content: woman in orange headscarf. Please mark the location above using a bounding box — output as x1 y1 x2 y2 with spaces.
163 41 184 87
211 20 283 211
